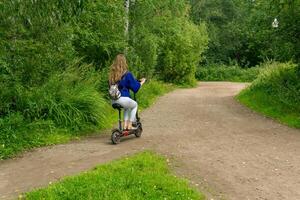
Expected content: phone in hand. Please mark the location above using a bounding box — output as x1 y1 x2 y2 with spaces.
140 78 146 85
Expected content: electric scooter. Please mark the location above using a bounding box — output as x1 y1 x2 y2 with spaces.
111 93 143 144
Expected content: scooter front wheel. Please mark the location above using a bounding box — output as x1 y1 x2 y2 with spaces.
111 129 121 144
134 123 143 138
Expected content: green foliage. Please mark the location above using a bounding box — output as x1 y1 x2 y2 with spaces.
237 62 300 128
196 65 260 82
157 22 208 85
129 0 208 85
0 0 127 115
242 0 300 64
251 62 300 109
25 151 204 200
0 0 206 158
0 0 79 85
73 0 126 67
190 0 239 65
190 0 300 66
0 80 173 159
0 62 113 159
137 81 174 109
0 113 72 159
25 73 110 130
128 28 159 78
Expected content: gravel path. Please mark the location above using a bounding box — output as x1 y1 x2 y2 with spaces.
1 82 299 200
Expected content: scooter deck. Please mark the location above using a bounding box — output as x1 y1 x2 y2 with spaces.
120 128 139 137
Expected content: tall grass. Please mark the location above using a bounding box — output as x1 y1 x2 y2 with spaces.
196 65 260 82
0 65 111 159
237 62 300 128
0 113 71 159
137 81 174 109
28 77 110 131
0 78 174 159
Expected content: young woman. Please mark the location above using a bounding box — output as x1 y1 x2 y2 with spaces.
109 54 146 130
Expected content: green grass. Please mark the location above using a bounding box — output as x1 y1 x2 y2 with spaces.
0 81 174 160
236 62 300 129
196 65 260 82
237 88 300 128
24 151 204 200
137 80 175 109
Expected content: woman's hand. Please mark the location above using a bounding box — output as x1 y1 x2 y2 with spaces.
140 78 146 85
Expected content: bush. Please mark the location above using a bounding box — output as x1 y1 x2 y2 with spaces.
0 63 114 159
128 0 209 85
157 22 208 85
250 62 300 110
127 29 159 79
196 65 260 82
26 77 109 131
73 0 126 68
0 0 79 86
237 62 300 128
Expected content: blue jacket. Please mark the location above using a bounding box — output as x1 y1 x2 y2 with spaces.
118 72 141 98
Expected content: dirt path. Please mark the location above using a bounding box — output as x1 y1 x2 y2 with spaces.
1 82 300 200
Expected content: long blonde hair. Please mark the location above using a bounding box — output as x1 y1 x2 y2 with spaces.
109 54 128 84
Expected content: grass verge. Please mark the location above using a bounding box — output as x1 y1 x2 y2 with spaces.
237 87 300 128
0 81 174 160
24 151 204 200
236 62 300 129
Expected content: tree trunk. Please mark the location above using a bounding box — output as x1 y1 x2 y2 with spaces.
124 0 130 42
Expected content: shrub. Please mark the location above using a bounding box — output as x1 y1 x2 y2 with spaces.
157 22 208 85
237 62 300 128
196 65 260 82
250 62 300 110
72 0 126 68
129 0 209 85
128 28 159 79
17 65 111 131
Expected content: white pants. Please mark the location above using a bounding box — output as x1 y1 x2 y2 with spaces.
113 97 138 122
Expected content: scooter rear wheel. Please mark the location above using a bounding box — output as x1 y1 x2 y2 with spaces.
111 129 121 144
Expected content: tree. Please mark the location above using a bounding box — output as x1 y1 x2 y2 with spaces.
190 0 300 66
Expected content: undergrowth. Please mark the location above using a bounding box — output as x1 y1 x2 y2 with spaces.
0 79 174 159
0 0 200 159
196 65 260 82
237 62 300 128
